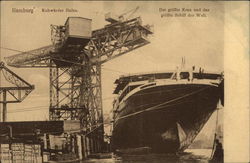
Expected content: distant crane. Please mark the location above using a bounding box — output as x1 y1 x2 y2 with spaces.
5 12 153 152
119 6 140 21
105 6 140 23
0 62 34 122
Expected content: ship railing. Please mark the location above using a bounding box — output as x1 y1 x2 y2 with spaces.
171 71 201 82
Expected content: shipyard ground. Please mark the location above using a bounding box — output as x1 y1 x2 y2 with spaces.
72 149 213 163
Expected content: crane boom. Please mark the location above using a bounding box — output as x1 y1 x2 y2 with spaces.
5 17 152 68
4 45 55 67
89 17 152 64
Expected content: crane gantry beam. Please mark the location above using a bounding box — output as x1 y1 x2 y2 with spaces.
5 17 152 68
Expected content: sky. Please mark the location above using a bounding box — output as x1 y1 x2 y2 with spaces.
0 1 224 141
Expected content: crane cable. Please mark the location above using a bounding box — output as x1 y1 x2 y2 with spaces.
0 46 126 74
6 96 115 113
116 86 210 122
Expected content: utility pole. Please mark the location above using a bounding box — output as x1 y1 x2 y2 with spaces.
2 90 7 122
0 80 1 122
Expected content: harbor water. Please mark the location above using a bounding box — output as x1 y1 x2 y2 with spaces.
79 149 212 163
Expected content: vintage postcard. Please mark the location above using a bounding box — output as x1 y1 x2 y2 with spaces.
0 1 249 163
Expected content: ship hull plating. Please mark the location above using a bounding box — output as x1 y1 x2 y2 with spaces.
112 83 221 153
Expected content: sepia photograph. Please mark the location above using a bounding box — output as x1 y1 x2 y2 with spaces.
0 1 249 163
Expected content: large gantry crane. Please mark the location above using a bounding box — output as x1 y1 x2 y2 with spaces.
4 11 153 152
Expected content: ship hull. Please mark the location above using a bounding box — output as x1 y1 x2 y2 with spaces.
112 83 221 153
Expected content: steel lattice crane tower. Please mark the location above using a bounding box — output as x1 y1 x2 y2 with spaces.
5 13 153 152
